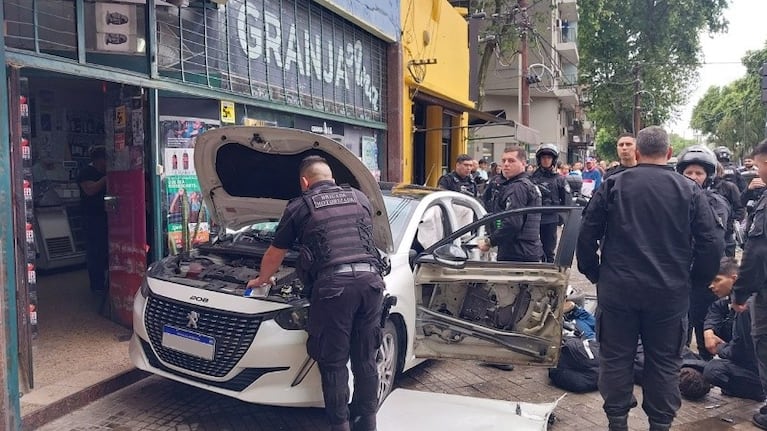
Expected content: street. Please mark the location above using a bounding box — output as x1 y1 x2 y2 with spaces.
35 270 764 431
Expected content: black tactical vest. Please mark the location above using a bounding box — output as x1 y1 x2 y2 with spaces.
492 175 541 241
300 185 378 275
516 177 542 241
531 169 557 206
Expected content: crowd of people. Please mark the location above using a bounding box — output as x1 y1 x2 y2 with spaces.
436 127 767 431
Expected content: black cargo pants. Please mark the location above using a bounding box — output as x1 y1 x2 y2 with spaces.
752 290 767 401
539 222 558 263
597 302 687 426
306 270 384 430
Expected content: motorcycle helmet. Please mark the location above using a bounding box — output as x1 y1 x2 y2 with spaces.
535 143 559 166
676 145 717 187
713 146 732 163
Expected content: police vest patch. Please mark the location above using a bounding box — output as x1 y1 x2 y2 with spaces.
310 191 358 209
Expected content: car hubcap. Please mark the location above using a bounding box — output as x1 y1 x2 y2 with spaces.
377 331 396 402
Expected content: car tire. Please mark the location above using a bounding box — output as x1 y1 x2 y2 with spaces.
376 319 399 407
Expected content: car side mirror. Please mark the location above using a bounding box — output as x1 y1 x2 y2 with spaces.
431 243 469 269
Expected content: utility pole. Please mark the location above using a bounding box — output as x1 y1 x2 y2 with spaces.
519 0 530 127
632 64 642 134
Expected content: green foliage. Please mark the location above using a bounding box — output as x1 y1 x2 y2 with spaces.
578 0 728 137
594 128 617 161
690 41 767 158
669 133 696 156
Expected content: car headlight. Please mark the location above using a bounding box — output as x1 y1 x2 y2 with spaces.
274 306 310 330
139 277 150 298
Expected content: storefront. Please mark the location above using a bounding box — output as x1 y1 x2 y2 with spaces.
0 0 399 425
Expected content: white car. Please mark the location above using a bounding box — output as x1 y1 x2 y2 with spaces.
129 126 582 407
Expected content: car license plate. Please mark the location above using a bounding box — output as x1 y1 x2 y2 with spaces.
161 325 215 361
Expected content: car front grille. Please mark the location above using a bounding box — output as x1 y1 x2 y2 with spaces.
144 295 262 378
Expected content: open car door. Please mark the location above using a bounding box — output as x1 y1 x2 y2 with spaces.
412 206 582 366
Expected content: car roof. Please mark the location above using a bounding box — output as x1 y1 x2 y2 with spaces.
380 182 443 200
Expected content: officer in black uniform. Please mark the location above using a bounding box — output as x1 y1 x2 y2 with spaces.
531 143 571 262
731 139 767 430
577 126 724 431
714 146 747 192
675 145 730 360
437 153 477 197
479 145 542 262
77 146 108 293
711 165 746 256
248 156 386 431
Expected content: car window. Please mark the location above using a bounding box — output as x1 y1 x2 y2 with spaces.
416 205 448 251
384 195 418 251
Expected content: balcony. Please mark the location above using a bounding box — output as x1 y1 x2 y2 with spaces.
556 22 579 64
555 88 579 109
558 0 578 23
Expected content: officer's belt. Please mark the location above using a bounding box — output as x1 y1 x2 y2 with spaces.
320 263 379 278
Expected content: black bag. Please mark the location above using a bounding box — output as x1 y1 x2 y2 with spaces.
548 337 600 393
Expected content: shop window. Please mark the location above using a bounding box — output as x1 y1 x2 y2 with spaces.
4 0 78 60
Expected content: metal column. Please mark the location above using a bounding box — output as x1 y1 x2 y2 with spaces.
0 3 23 427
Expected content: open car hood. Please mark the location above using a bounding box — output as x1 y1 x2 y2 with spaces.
194 126 393 253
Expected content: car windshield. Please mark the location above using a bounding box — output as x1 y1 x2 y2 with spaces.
225 198 415 252
384 195 418 251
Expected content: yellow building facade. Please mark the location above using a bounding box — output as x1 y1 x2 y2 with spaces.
400 0 473 185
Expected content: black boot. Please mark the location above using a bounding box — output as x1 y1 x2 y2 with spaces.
351 415 377 431
753 413 767 430
607 415 629 431
649 420 671 431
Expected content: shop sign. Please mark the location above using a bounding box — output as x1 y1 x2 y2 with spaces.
228 0 386 118
220 101 236 124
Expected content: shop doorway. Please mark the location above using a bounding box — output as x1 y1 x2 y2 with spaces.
8 70 151 414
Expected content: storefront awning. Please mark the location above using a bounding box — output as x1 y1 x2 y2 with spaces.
465 109 541 146
412 91 541 145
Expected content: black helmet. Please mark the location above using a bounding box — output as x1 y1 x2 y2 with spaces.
535 143 559 164
713 146 732 163
676 145 717 185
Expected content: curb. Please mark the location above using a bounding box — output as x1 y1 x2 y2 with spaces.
21 368 149 431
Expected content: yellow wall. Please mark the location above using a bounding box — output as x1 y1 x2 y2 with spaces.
401 0 472 184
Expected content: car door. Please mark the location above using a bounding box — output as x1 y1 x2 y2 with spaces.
411 206 582 366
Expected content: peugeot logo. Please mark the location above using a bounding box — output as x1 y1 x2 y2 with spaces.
187 311 199 329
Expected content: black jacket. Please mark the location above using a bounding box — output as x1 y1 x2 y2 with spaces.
577 164 725 312
487 172 543 260
712 177 746 222
733 190 767 308
703 297 735 344
717 298 758 372
437 171 477 197
721 162 747 192
531 168 572 224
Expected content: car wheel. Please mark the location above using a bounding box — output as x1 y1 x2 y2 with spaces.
376 319 399 406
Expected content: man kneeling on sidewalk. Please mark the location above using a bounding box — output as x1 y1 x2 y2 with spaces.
703 259 765 402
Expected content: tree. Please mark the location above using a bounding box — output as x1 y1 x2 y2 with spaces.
471 0 550 109
690 42 767 158
669 133 695 156
578 0 728 139
594 128 617 161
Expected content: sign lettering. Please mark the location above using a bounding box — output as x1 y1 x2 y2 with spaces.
232 0 382 113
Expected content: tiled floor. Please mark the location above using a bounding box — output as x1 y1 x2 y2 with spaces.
21 268 134 417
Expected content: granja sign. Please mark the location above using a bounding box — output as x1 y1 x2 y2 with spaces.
228 0 385 116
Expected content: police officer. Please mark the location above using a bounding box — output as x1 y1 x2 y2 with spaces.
676 145 731 360
438 154 477 197
248 156 386 431
577 126 724 431
77 146 108 293
714 146 747 192
531 144 571 262
604 133 638 180
479 145 542 262
731 139 767 430
711 162 746 256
